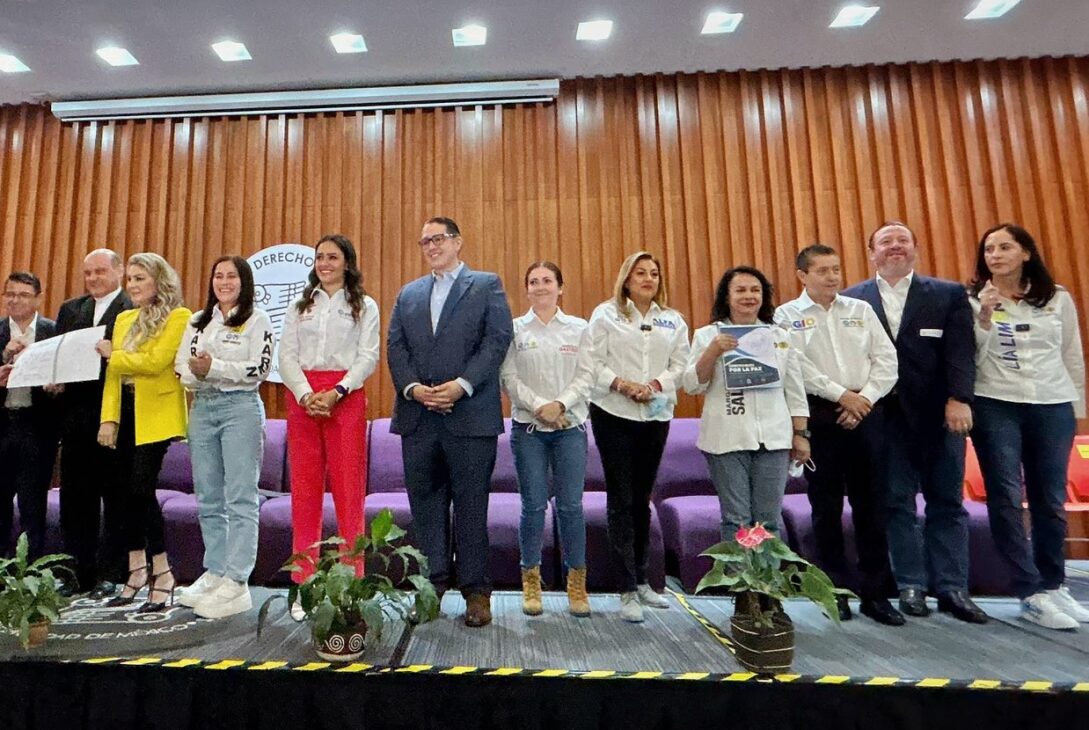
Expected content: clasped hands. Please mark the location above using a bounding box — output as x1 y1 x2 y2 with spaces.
412 380 466 415
611 377 657 403
534 400 570 429
836 391 872 430
302 390 340 419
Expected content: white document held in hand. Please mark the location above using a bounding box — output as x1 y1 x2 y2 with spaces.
7 326 107 388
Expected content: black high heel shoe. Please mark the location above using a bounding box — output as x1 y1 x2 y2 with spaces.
106 566 149 607
137 569 176 613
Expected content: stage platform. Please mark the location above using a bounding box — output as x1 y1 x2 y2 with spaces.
2 579 1089 728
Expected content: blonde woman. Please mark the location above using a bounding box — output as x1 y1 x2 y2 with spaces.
587 252 690 623
96 253 190 612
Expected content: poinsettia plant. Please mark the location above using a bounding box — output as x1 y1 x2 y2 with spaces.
695 523 852 629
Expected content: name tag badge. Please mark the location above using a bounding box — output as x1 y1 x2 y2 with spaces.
919 328 944 338
1014 324 1031 332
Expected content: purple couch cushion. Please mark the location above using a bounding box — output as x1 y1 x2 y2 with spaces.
160 492 268 584
157 419 289 494
657 496 722 593
490 426 519 493
486 493 556 587
651 420 714 505
367 419 405 494
579 491 665 591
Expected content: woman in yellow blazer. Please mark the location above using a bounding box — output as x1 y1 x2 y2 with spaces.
95 253 190 612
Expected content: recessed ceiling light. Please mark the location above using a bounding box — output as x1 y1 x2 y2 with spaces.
576 19 613 41
329 32 367 53
702 11 744 34
96 46 139 67
965 0 1020 19
0 53 30 73
829 5 880 28
212 40 251 62
451 24 487 47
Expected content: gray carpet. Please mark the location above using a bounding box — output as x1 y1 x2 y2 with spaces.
6 587 1089 683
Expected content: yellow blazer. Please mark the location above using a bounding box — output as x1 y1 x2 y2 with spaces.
101 307 191 446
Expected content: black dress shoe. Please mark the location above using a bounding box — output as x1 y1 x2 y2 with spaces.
898 588 930 617
57 581 80 598
835 594 853 621
860 598 906 626
89 581 117 600
937 590 989 624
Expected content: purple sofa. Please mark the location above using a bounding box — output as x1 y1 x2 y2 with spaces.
13 416 1015 597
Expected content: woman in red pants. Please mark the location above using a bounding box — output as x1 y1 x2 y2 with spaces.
278 234 379 619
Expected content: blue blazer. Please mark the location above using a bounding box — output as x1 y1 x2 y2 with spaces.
842 274 975 434
387 265 513 438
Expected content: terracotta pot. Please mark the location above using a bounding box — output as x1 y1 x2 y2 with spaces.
313 624 368 662
729 611 794 675
27 620 50 649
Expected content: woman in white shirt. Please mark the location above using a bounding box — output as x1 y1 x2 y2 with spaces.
684 266 810 546
174 256 273 619
500 262 594 618
278 235 380 616
969 223 1089 630
587 252 690 623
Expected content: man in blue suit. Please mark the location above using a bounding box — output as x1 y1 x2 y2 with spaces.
843 221 988 624
387 216 513 627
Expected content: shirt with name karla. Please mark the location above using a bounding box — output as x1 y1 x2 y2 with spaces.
683 320 809 454
970 286 1086 417
587 299 690 422
774 290 898 405
500 308 594 431
175 307 275 393
278 289 380 402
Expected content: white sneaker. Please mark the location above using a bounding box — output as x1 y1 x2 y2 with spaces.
636 584 669 609
290 598 306 622
1047 586 1089 623
179 572 225 608
619 591 644 623
194 579 252 620
1021 592 1079 630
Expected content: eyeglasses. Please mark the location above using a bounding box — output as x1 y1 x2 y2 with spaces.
418 233 457 248
2 292 36 301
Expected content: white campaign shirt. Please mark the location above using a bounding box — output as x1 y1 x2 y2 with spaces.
587 299 690 422
500 308 594 431
278 289 380 402
971 287 1086 418
4 314 37 409
175 308 275 393
683 321 809 454
93 288 123 326
876 270 914 339
775 291 898 404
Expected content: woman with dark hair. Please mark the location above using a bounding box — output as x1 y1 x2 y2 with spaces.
174 256 273 619
683 266 809 544
278 235 379 620
587 251 690 623
969 223 1088 630
96 253 191 612
500 261 594 617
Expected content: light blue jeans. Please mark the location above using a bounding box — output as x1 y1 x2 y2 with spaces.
704 447 790 542
510 421 587 571
188 390 264 583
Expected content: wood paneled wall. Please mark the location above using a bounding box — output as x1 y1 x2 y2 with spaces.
3 55 1089 419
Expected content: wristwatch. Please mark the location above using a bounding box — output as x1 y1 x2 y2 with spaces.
334 384 349 399
793 428 811 439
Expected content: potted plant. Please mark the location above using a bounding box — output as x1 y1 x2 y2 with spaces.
695 523 852 675
258 509 440 662
0 533 72 650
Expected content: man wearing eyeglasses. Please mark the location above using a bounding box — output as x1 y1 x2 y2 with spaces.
387 216 513 627
0 271 58 559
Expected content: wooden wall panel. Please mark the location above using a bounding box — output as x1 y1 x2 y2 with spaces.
2 55 1088 421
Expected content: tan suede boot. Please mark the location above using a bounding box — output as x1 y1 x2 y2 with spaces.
567 567 591 617
521 566 543 616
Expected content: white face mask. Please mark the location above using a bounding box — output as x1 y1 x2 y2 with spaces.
788 459 816 479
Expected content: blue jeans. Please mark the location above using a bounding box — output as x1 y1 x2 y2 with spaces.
704 448 790 542
510 421 587 571
971 397 1075 599
188 390 265 583
882 401 969 595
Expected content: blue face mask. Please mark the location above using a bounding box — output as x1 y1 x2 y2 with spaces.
646 392 670 418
